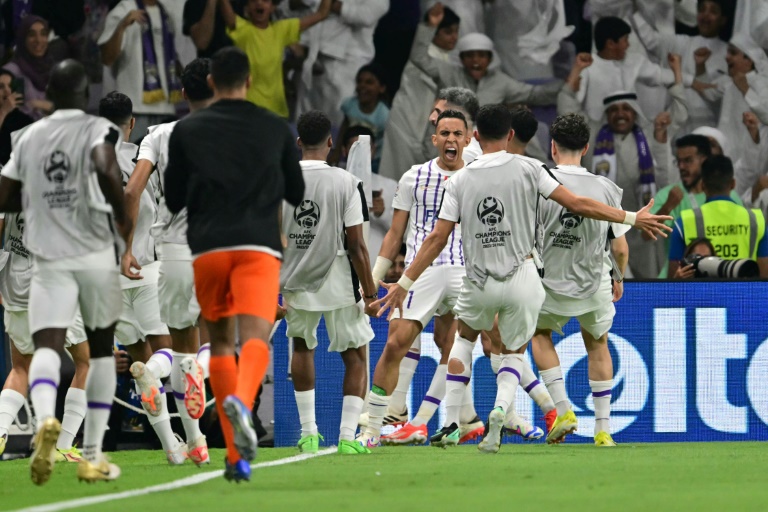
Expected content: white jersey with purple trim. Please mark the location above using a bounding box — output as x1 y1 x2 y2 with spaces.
0 212 31 311
392 158 464 268
136 121 188 246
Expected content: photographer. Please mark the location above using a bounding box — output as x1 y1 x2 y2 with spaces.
669 155 768 278
673 238 716 278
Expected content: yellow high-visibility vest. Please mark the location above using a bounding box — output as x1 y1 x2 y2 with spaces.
681 199 765 260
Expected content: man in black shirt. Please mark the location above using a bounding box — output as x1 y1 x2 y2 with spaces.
183 0 234 58
0 70 33 164
165 47 304 483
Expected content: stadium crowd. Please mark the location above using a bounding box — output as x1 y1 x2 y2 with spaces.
0 0 767 485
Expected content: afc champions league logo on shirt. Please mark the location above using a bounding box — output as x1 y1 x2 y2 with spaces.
15 215 24 236
291 200 320 250
294 200 320 228
476 197 505 226
44 150 71 186
559 208 584 230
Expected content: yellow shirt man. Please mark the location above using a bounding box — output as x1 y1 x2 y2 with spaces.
227 16 300 118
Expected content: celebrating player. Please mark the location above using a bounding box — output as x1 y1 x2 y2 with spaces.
531 113 630 446
0 60 130 482
359 109 484 448
123 58 216 467
283 110 378 455
373 104 671 454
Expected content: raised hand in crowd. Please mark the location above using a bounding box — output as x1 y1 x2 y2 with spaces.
426 1 444 27
693 47 711 76
743 111 761 144
566 52 593 92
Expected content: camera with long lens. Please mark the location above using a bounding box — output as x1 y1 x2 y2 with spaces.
680 254 759 278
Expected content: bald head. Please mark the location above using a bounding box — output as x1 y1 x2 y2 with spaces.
46 59 89 110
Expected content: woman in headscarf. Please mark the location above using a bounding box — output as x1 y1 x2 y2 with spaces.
3 15 55 120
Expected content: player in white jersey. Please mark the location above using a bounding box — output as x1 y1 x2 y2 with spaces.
531 113 630 447
0 212 89 463
374 104 671 454
0 60 130 483
358 110 483 448
98 92 186 464
123 58 214 466
283 111 378 455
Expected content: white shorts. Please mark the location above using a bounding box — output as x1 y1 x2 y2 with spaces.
115 283 170 345
5 309 87 355
537 295 616 340
29 247 122 334
158 259 200 330
396 265 463 327
454 260 545 351
285 302 374 352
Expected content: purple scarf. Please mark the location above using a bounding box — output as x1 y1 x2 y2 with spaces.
11 14 53 93
593 123 656 206
136 0 182 105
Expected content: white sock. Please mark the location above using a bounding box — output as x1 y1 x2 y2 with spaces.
490 353 502 374
494 353 524 411
146 349 173 380
412 364 447 426
364 392 390 438
171 352 204 443
197 344 211 380
521 363 555 413
390 350 418 414
0 389 26 437
540 366 571 416
83 357 116 462
459 381 477 424
145 382 179 452
590 379 612 435
340 395 364 441
445 334 473 427
56 388 86 450
294 389 317 437
29 348 61 430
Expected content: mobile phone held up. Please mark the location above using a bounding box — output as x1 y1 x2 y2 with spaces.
11 77 24 97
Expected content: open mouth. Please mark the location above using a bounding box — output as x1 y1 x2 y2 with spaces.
255 7 266 16
444 147 458 160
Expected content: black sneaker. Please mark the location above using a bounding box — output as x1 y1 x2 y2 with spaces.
429 423 461 448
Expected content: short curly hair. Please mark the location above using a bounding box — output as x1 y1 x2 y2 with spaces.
550 113 590 151
182 58 213 102
297 110 332 148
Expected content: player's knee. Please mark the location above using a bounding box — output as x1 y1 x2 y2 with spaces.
448 357 466 375
293 337 312 352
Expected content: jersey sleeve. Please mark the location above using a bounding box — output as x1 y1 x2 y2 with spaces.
391 171 414 212
89 118 122 151
226 15 253 46
276 18 300 46
537 165 561 198
343 178 366 227
437 176 460 222
136 127 161 165
0 153 18 181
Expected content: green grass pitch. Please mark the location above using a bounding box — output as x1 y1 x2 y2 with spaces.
2 443 766 512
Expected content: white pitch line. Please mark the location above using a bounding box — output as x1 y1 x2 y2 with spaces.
14 448 336 512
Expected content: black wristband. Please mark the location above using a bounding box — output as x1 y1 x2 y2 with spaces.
364 294 377 299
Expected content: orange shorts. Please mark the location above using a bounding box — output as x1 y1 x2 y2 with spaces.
193 250 280 322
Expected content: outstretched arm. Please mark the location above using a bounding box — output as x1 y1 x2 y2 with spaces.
299 0 331 31
372 219 453 319
372 209 409 282
548 185 672 240
610 235 629 302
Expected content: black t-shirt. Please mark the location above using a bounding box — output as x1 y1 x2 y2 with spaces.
182 0 232 58
0 108 34 164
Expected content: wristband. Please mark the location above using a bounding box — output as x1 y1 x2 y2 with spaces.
371 256 393 284
397 274 414 291
623 211 637 227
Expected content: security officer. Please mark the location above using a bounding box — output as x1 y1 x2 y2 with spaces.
668 155 768 277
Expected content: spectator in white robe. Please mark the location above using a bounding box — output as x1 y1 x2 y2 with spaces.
576 16 695 124
632 0 729 130
378 6 460 181
409 3 561 111
486 0 573 82
696 33 768 192
738 111 768 212
298 0 389 126
558 52 689 277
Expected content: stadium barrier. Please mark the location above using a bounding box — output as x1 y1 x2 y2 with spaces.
274 281 768 446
